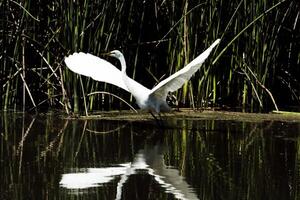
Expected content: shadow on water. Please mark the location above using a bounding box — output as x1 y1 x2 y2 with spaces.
1 112 300 199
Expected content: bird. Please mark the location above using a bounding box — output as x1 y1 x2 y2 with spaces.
65 39 220 113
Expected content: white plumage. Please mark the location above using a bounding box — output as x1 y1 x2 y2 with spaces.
65 39 220 113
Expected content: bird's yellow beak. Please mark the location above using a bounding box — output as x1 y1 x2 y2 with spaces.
100 51 113 57
100 52 109 56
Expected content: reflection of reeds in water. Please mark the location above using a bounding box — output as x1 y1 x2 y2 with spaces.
1 0 299 112
1 113 300 199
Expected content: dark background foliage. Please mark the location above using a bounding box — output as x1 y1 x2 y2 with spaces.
1 0 299 113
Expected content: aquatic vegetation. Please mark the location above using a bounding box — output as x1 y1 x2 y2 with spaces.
1 0 299 113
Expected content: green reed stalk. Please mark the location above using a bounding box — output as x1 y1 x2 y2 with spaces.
2 0 299 112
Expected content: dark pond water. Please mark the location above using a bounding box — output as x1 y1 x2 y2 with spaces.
1 112 300 200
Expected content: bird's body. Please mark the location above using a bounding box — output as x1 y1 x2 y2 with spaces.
65 39 220 113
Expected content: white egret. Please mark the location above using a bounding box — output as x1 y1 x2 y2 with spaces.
65 39 220 113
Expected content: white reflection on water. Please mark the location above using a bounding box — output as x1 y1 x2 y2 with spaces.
60 145 198 200
60 164 130 189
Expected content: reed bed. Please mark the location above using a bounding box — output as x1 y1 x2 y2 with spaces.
1 0 299 113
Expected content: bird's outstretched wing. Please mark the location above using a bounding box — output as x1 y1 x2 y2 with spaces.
65 52 130 91
65 52 151 100
149 39 220 100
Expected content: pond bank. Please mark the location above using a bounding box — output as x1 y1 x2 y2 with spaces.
65 109 300 123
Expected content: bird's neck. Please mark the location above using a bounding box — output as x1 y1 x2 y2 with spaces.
117 53 151 109
118 55 143 99
119 56 127 74
119 55 132 92
118 55 131 90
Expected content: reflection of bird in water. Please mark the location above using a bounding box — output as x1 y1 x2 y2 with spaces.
114 140 199 200
60 143 199 200
138 144 199 200
65 39 220 113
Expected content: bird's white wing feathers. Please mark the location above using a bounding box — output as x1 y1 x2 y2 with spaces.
65 39 220 112
65 52 130 91
149 39 220 99
65 52 151 96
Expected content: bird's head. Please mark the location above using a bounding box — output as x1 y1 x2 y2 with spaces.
105 50 127 71
107 50 124 60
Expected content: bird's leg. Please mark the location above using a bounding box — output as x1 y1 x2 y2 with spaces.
150 111 159 122
150 111 164 128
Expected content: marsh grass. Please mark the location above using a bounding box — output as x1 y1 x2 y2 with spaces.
1 0 299 113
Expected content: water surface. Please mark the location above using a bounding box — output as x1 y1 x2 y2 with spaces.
1 112 300 199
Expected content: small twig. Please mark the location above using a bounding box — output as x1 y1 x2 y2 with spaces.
75 120 87 158
29 94 62 111
40 120 69 158
59 63 70 114
287 8 299 68
10 0 40 22
15 64 37 110
29 68 58 90
246 65 279 111
2 67 22 88
22 33 26 113
156 2 206 47
36 50 61 84
240 68 263 108
88 91 137 113
145 68 160 84
79 11 103 37
242 54 279 111
79 76 89 116
86 123 127 134
145 68 169 87
17 117 36 155
18 116 36 176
